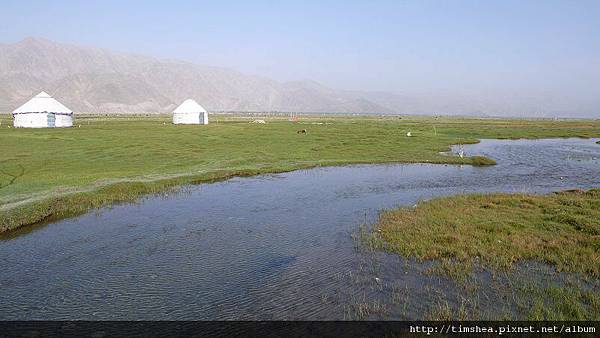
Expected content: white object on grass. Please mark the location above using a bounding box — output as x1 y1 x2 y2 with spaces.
173 99 208 125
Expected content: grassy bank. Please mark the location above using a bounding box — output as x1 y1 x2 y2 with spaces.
374 189 600 319
2 114 600 232
376 189 600 276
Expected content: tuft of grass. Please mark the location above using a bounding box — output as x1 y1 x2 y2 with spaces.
470 155 497 166
344 297 389 320
421 282 600 320
2 114 600 232
425 298 454 321
424 259 474 283
519 283 600 320
377 189 600 277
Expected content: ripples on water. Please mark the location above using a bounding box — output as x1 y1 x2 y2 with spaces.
1 138 599 319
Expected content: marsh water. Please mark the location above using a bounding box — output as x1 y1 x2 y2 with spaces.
1 138 599 319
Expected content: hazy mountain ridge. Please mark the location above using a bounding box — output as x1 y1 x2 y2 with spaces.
2 38 597 117
0 38 391 113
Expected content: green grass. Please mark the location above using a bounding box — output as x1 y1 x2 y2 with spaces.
424 259 474 283
519 283 600 320
470 155 497 166
376 189 600 277
375 189 600 320
421 281 600 320
2 113 600 232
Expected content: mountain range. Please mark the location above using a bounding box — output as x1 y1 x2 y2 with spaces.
0 37 396 114
1 38 597 117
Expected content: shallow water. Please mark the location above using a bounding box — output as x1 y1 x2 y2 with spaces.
1 138 599 319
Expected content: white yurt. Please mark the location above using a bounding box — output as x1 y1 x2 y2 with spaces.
12 91 73 128
173 99 208 125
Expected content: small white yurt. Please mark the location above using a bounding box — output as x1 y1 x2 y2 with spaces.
12 91 73 128
173 99 208 125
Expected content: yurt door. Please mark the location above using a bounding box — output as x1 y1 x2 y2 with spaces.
47 113 56 127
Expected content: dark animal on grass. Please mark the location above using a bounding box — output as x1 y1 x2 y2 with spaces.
297 129 307 134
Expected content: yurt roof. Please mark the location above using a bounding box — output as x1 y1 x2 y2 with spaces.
173 99 207 114
12 91 73 115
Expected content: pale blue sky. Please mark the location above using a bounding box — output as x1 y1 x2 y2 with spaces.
1 0 599 115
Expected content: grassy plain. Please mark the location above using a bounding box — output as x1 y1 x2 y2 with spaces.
1 113 600 232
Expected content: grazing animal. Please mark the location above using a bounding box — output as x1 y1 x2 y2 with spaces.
406 132 412 137
297 129 307 134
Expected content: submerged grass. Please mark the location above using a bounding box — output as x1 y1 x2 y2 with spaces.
421 281 600 320
424 259 474 284
377 189 600 277
519 282 600 320
2 114 600 232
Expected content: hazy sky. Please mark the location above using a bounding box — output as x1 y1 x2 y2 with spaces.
1 0 599 115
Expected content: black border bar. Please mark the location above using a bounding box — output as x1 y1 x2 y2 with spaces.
0 321 598 337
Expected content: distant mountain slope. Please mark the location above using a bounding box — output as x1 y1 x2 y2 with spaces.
0 38 392 113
